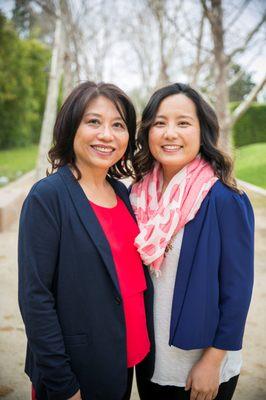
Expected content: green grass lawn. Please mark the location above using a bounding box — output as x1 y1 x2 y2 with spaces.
235 143 266 189
0 145 38 186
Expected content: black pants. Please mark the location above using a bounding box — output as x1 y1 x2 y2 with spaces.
137 373 239 400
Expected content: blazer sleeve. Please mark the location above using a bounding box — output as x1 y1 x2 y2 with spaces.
18 181 80 400
212 190 254 350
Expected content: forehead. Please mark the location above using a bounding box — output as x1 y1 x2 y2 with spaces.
84 95 122 117
156 94 197 116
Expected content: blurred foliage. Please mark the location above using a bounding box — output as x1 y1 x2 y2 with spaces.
229 64 255 102
129 87 149 121
230 102 266 148
12 0 54 43
12 0 36 37
0 12 50 149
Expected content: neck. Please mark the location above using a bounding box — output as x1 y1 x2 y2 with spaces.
75 160 108 189
162 165 182 190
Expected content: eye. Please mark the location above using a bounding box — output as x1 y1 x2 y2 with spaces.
153 120 165 127
87 118 100 125
113 121 125 129
178 121 190 126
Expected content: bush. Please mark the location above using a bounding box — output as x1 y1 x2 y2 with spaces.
230 102 266 148
0 13 50 149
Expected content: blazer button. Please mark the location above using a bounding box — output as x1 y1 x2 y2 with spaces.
115 296 121 305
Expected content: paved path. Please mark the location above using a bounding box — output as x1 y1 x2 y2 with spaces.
0 189 265 399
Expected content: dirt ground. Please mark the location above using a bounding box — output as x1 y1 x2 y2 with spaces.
0 188 265 400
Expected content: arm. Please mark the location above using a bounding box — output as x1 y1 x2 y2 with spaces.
18 182 80 400
213 190 254 349
186 190 254 400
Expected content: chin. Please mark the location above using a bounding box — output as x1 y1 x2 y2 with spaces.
160 157 186 166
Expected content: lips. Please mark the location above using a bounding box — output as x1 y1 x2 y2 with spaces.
161 144 183 152
91 144 115 154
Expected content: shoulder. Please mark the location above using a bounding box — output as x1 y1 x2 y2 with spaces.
20 173 64 230
210 180 254 221
19 174 64 232
25 172 64 206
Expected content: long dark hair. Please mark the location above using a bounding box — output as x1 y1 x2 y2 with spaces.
48 81 136 179
133 82 238 191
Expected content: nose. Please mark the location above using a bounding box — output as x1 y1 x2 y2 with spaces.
163 123 178 140
97 124 113 141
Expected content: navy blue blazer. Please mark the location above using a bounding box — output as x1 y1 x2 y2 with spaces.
18 165 153 400
136 180 254 379
169 180 254 350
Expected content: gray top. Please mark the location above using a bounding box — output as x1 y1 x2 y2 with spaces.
151 229 242 387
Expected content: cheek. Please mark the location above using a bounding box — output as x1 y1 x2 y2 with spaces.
191 139 200 154
118 133 129 151
185 131 200 154
148 130 160 156
73 134 80 154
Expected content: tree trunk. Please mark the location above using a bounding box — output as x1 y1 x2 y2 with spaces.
62 20 74 102
35 12 63 180
157 17 169 86
62 51 73 100
209 0 231 153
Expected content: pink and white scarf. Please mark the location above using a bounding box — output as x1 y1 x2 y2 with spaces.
130 156 218 274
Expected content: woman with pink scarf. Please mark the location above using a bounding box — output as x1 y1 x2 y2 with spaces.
130 83 254 400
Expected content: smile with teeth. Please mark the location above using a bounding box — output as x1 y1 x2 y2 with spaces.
91 145 115 154
162 145 183 152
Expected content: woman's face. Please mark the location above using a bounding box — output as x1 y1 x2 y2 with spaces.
73 95 129 173
148 94 201 177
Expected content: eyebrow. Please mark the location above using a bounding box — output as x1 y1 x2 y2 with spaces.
155 114 194 121
83 112 123 121
178 114 194 121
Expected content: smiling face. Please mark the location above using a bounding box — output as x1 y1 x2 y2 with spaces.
73 95 129 174
148 93 201 179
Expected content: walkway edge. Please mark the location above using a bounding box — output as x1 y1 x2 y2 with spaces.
237 179 266 197
0 170 35 232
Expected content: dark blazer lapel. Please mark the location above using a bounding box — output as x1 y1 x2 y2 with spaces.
58 166 121 294
169 195 210 343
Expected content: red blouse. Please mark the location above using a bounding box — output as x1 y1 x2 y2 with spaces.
90 195 150 368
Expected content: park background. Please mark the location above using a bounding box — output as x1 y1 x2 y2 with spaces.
0 0 265 399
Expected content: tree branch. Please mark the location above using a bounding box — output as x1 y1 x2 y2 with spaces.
227 12 266 60
166 9 212 54
191 9 206 86
33 0 58 18
230 72 266 127
227 43 264 87
224 0 251 31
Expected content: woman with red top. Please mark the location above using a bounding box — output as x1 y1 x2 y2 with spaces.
18 81 152 400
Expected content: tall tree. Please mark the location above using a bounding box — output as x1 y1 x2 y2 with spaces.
201 0 266 152
35 3 63 180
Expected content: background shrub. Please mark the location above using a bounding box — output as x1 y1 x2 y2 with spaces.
0 13 50 149
230 102 266 148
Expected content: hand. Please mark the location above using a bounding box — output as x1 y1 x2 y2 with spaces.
68 390 82 400
185 347 226 400
185 358 220 400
